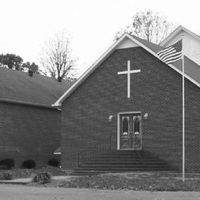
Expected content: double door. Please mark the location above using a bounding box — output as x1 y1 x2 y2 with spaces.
119 113 142 150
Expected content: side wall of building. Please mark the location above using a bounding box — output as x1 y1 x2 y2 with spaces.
0 102 61 167
61 47 200 172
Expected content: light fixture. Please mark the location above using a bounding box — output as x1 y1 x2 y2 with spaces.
144 113 148 119
108 115 114 122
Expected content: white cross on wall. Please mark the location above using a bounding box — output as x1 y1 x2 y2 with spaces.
117 60 141 98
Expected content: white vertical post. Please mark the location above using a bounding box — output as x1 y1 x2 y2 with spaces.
127 60 131 98
182 51 185 182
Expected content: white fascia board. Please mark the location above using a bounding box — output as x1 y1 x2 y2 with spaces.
182 26 200 41
53 33 200 106
161 25 200 46
160 26 183 46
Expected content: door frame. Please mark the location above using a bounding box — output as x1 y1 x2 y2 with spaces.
117 111 142 150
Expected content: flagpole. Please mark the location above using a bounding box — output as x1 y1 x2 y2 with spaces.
157 39 185 181
182 46 185 182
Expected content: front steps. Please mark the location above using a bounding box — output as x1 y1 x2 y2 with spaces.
71 150 176 175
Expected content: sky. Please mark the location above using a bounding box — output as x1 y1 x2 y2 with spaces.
0 0 200 76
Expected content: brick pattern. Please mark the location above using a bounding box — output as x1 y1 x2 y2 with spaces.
61 47 200 172
0 102 61 167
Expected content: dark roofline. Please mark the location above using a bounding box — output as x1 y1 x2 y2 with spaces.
0 98 60 110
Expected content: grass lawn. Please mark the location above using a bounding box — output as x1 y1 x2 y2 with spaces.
56 172 200 191
2 167 200 191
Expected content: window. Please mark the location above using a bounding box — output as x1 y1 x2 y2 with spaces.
134 117 140 133
122 117 129 135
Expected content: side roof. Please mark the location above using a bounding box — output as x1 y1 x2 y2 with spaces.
53 33 200 106
0 67 73 106
160 25 200 46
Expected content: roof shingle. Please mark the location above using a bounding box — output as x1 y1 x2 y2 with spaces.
0 67 72 106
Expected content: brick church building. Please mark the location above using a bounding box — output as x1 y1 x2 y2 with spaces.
55 26 200 173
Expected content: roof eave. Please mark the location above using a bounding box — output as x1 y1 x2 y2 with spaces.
0 98 60 110
160 26 183 46
160 25 200 46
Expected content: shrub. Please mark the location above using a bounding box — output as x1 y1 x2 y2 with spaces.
48 158 60 167
0 172 13 180
22 160 36 169
32 172 52 184
0 159 15 169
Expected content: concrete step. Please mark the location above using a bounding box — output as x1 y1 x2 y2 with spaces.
84 160 166 164
79 162 170 166
70 170 107 176
78 165 172 170
74 150 176 175
71 167 175 176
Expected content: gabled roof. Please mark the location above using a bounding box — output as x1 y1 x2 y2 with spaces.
53 33 200 106
131 35 164 52
160 25 200 46
0 67 73 107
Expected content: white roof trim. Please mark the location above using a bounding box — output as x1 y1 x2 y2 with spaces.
53 33 200 106
160 25 200 46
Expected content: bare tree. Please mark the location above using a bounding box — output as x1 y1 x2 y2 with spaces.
115 10 176 44
40 33 75 82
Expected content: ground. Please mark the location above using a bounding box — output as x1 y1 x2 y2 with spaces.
2 168 200 191
0 184 200 200
55 172 200 191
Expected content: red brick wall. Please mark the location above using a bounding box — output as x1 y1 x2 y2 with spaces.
61 47 200 172
0 102 61 167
